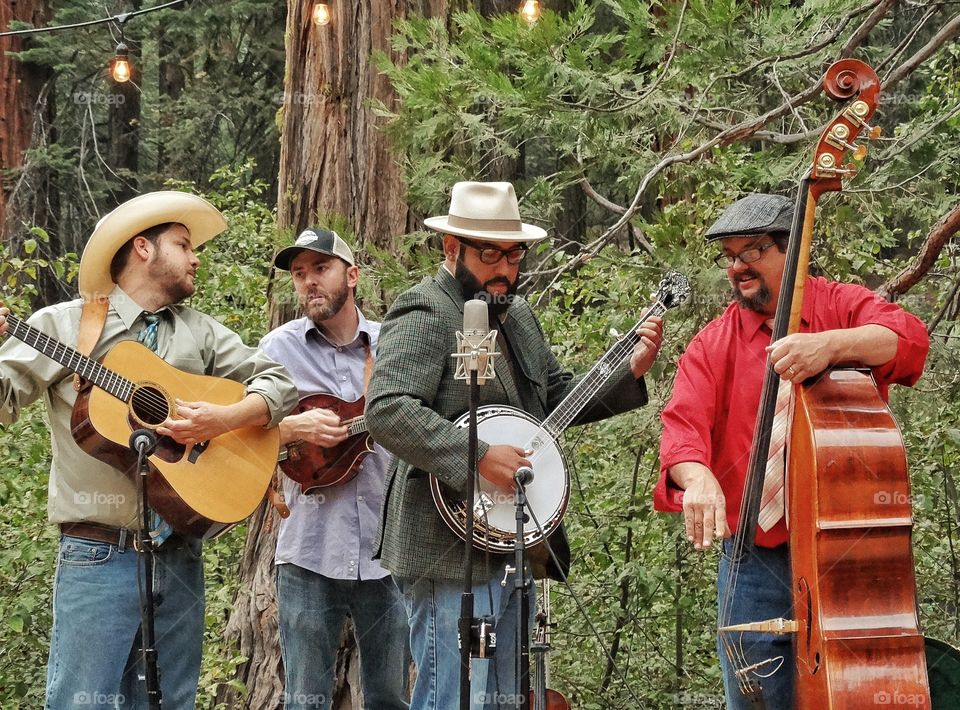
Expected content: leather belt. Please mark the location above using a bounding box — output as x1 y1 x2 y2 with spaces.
60 522 134 547
60 522 192 550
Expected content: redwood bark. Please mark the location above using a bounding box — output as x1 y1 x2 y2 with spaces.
277 1 448 251
0 0 51 237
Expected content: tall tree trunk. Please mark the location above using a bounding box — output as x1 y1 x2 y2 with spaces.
222 3 447 708
0 0 65 307
277 1 447 250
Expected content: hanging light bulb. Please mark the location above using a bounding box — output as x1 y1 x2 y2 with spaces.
312 2 331 26
520 0 541 25
111 42 131 83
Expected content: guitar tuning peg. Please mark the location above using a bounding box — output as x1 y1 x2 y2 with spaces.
868 125 882 140
853 144 868 161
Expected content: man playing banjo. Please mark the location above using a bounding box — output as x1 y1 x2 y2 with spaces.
365 180 664 709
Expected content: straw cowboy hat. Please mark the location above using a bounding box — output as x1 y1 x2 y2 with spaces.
424 181 547 243
78 191 227 299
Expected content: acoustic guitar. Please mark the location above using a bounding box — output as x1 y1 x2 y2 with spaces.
278 393 374 494
3 312 280 540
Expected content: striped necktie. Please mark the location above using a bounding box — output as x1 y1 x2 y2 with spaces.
136 312 173 546
757 318 795 532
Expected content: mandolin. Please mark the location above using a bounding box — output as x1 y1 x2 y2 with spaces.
278 393 374 494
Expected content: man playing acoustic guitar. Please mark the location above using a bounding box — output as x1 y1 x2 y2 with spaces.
0 191 297 709
261 227 409 710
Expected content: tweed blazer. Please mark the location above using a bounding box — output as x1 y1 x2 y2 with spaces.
365 267 649 582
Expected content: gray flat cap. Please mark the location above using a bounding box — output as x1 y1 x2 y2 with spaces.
705 193 794 242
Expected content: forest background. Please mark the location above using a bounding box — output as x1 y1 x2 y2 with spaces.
1 1 959 708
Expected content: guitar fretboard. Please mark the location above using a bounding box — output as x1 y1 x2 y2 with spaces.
5 314 133 402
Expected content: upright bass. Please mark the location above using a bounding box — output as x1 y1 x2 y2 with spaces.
719 59 932 708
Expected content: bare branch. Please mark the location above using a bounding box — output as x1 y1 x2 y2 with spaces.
876 5 938 74
839 0 897 57
878 202 960 301
882 13 960 92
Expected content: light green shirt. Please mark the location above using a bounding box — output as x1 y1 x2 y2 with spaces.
0 287 298 528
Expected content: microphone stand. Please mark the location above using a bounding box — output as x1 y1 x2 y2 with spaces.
459 366 480 710
513 470 534 709
453 302 499 710
130 429 162 710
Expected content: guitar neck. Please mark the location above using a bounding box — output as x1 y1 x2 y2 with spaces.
542 300 668 436
4 313 133 401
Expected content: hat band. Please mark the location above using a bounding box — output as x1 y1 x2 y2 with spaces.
447 214 523 232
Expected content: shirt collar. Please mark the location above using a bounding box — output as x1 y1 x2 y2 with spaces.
302 306 371 348
110 285 172 330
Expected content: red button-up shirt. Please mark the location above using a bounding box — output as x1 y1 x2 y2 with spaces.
655 276 929 547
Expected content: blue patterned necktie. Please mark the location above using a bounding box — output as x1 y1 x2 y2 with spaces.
137 313 160 352
136 312 172 546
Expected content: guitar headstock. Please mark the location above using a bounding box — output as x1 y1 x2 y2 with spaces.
657 271 690 310
811 59 881 196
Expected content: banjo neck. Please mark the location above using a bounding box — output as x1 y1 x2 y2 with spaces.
534 299 670 448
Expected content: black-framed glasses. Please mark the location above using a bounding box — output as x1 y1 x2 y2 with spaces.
457 237 528 265
713 241 777 269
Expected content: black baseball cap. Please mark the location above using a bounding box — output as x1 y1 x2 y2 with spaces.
274 227 356 270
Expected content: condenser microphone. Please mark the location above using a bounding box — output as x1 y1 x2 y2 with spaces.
453 299 498 385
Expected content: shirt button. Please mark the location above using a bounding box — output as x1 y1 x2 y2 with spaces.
341 375 347 382
357 496 365 502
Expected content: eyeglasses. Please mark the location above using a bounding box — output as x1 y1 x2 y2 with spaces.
458 237 528 265
713 241 777 269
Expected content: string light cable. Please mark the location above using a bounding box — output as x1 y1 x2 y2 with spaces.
0 0 192 38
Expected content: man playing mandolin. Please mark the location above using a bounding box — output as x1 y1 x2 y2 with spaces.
366 180 664 709
260 227 409 710
655 193 930 708
0 191 298 709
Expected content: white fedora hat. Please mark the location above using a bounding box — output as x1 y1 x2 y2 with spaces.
424 181 547 243
78 191 227 299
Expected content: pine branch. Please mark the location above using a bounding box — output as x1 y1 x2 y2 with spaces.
878 202 960 302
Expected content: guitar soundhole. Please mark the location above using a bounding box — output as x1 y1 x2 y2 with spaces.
130 383 172 427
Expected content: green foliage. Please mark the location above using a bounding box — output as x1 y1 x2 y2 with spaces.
7 0 286 254
374 2 960 707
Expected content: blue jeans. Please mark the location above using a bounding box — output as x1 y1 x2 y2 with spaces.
45 534 204 709
276 563 409 710
716 542 794 710
399 563 535 710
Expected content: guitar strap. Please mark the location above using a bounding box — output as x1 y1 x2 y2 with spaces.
72 298 109 391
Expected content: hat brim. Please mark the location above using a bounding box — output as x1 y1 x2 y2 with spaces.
423 215 547 243
704 226 790 243
78 191 227 299
273 245 354 270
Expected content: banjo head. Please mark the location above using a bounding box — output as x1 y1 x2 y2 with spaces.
432 405 570 552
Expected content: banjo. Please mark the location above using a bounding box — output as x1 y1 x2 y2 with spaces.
430 271 690 552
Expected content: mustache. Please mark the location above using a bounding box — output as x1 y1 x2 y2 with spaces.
484 277 513 288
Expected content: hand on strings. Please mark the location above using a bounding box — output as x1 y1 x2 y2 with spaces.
0 304 9 338
280 407 349 448
766 332 831 384
478 444 532 493
629 315 664 378
157 400 234 445
672 462 730 550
